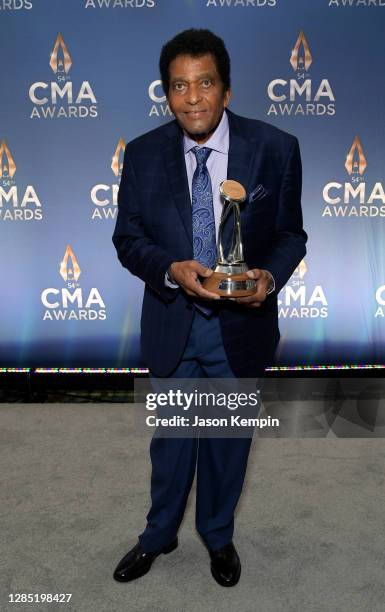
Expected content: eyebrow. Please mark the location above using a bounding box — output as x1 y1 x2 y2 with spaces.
170 72 215 83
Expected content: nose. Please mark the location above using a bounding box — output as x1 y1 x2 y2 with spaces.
186 82 202 105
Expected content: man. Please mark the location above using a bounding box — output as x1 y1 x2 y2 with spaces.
112 29 307 587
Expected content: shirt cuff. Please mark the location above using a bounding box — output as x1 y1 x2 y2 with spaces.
165 267 179 289
263 269 276 295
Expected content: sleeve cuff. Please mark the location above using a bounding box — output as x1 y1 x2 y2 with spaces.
165 267 179 289
263 269 276 295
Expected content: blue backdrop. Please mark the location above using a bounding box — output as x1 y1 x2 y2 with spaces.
1 0 385 367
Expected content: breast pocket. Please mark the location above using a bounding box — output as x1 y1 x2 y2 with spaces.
242 193 274 218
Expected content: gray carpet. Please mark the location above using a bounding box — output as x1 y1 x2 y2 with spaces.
1 403 385 612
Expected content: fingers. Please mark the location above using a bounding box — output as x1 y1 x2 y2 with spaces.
173 262 270 304
236 270 268 307
236 285 266 306
172 260 218 299
190 261 214 277
193 284 220 300
236 289 263 306
236 295 262 307
174 260 220 300
173 262 272 305
171 260 213 280
183 276 219 300
246 268 263 280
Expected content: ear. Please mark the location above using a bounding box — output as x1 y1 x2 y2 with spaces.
223 88 232 108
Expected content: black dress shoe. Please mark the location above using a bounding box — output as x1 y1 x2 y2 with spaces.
113 537 178 582
209 542 241 587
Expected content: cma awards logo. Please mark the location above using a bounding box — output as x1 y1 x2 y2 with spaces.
29 33 98 119
205 0 276 6
84 0 155 6
322 137 385 218
267 31 335 117
278 260 328 319
374 286 385 318
41 245 106 321
90 139 124 220
148 81 172 118
0 0 32 9
329 0 385 6
0 140 42 221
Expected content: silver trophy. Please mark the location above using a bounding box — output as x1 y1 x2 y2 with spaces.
202 179 257 297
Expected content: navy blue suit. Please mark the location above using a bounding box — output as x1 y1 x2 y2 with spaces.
113 109 307 378
112 109 307 552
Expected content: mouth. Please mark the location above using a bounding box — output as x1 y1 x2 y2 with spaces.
184 110 207 118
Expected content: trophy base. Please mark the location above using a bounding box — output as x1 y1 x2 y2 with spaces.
202 264 257 298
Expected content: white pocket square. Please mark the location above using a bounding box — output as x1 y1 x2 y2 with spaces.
248 184 270 203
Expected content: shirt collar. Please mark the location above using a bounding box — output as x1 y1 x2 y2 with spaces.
183 109 229 155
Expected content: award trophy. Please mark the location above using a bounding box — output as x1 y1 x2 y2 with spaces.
202 179 257 297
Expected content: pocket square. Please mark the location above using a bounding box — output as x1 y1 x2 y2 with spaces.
248 184 270 203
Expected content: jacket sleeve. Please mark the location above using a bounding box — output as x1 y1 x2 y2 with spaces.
261 136 307 294
112 145 178 303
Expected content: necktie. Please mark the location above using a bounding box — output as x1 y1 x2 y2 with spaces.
190 146 218 317
191 147 217 270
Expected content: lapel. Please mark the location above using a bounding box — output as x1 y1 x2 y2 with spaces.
223 109 256 250
162 120 193 247
226 108 255 193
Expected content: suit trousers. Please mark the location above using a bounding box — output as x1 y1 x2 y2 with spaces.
138 308 254 553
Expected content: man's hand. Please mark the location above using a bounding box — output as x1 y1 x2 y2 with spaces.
170 260 220 300
235 269 274 308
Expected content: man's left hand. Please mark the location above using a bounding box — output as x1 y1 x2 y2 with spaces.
235 269 274 308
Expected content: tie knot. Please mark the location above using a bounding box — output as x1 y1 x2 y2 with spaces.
192 146 211 166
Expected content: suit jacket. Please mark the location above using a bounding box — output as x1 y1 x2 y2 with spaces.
112 109 307 377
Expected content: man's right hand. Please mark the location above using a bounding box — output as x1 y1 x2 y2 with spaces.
170 261 220 300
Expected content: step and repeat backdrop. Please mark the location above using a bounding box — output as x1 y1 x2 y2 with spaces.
1 0 385 367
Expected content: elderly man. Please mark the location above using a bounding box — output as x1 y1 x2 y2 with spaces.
112 28 306 587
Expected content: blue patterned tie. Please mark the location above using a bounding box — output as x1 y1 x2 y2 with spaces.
191 147 217 270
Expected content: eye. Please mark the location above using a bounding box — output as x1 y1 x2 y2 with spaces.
201 79 211 88
173 82 186 92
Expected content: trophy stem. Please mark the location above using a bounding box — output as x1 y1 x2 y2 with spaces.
227 202 244 263
217 201 233 263
202 179 256 297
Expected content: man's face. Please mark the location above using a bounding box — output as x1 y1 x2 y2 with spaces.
167 53 231 144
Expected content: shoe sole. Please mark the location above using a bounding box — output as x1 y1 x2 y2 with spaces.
113 539 178 583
